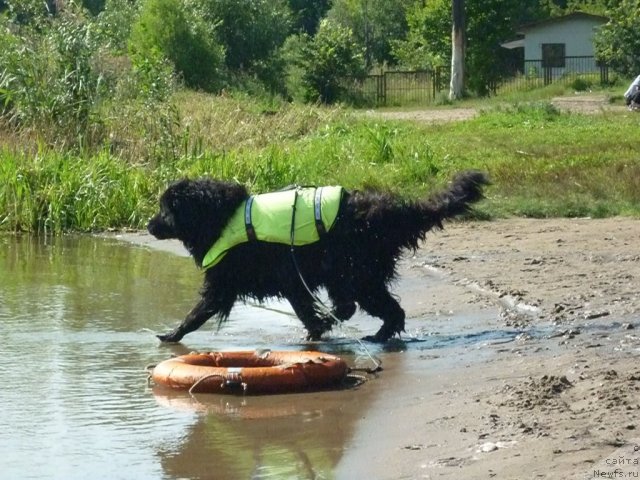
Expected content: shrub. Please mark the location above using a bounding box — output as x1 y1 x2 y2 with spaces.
0 4 105 147
296 19 366 104
129 0 225 92
570 77 592 92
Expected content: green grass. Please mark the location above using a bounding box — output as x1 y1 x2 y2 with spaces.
2 91 640 233
429 103 640 217
0 148 162 233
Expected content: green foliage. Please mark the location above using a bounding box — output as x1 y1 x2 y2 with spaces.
288 0 331 35
466 0 525 96
0 0 182 161
93 0 140 54
129 0 225 92
328 0 413 67
391 0 450 70
82 0 106 15
1 0 57 25
594 0 640 77
0 3 105 145
559 0 608 16
281 34 309 102
296 19 366 104
0 148 161 233
570 76 592 91
193 0 292 91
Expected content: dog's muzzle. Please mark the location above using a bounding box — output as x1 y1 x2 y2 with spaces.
147 215 175 239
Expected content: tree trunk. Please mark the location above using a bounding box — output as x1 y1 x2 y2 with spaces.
449 0 465 100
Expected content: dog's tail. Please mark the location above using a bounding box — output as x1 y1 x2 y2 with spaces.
340 170 488 254
377 170 488 253
419 170 489 230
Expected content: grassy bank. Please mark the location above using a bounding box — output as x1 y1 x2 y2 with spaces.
2 93 640 233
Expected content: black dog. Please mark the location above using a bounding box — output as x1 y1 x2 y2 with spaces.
148 171 488 343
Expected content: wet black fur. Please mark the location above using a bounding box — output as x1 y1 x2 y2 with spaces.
148 171 489 343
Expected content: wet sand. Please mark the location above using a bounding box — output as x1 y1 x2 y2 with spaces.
343 217 640 480
118 217 640 479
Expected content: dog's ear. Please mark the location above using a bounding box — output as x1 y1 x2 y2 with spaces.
162 178 195 211
163 178 210 210
161 177 248 234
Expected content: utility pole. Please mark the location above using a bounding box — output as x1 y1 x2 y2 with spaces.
449 0 465 100
362 0 371 69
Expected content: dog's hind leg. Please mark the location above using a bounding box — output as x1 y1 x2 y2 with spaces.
357 287 406 342
157 291 236 343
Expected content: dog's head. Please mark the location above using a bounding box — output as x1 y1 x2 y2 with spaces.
148 178 248 258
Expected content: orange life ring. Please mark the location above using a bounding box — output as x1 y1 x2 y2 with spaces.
151 350 349 395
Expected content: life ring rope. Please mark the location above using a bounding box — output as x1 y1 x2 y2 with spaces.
188 373 229 395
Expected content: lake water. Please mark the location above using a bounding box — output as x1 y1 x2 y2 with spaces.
0 234 521 480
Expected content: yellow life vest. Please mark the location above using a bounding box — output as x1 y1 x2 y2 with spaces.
202 186 343 269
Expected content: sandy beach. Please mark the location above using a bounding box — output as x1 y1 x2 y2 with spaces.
339 217 640 479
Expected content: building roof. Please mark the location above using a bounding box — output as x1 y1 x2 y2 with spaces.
517 12 607 34
501 37 524 50
501 12 608 49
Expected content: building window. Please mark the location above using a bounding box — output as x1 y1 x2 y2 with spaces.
542 43 565 68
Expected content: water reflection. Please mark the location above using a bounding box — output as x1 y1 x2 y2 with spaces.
155 389 362 480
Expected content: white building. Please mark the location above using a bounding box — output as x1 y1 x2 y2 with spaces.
502 12 608 78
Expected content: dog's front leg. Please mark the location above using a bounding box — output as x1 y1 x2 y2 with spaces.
157 293 233 343
285 292 330 341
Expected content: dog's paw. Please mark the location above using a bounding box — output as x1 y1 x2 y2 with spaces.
305 320 335 342
305 331 323 342
157 330 184 343
361 334 387 343
362 326 404 343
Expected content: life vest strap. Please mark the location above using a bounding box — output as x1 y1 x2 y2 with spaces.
314 187 327 237
244 196 257 242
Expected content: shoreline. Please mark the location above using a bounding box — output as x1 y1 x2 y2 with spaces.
114 217 640 479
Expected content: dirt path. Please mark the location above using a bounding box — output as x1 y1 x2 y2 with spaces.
366 93 626 123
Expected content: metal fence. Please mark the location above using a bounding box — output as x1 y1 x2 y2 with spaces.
343 56 610 107
497 55 610 94
343 67 449 107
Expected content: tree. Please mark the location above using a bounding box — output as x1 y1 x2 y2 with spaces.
190 0 292 93
449 0 464 100
328 0 414 68
194 0 291 71
129 0 225 91
391 0 450 70
296 19 366 103
288 0 331 35
395 0 537 96
82 0 105 15
1 0 59 24
94 0 140 54
594 0 640 77
465 0 524 95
